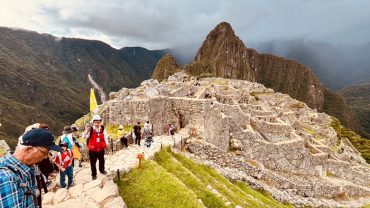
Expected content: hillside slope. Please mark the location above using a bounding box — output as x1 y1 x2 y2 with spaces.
0 27 166 147
339 83 370 138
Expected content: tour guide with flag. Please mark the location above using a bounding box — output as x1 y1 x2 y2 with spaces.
83 115 109 180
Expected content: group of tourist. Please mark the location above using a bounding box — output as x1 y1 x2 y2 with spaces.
0 114 175 207
0 114 108 207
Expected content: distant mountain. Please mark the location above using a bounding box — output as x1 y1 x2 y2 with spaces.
255 40 370 90
0 27 166 147
184 22 361 134
339 83 370 138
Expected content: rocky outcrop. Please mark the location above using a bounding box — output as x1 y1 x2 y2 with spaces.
184 22 360 134
151 54 181 81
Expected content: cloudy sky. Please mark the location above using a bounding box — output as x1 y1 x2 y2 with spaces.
1 0 370 49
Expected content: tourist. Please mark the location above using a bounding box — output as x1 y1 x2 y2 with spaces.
54 142 74 188
21 123 55 207
144 121 153 148
117 124 128 148
133 122 142 146
0 128 61 208
169 123 175 136
83 115 109 180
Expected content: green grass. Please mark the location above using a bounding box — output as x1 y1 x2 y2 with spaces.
155 148 228 208
325 171 336 177
363 203 370 208
169 149 291 208
75 112 92 130
331 117 370 163
116 147 292 208
303 127 316 135
106 124 134 140
116 160 201 208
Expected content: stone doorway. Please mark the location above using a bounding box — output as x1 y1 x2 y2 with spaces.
179 113 187 128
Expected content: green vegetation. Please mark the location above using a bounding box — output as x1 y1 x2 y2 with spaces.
325 171 336 177
363 203 370 208
303 127 316 135
331 117 370 163
340 83 370 139
106 124 133 140
117 147 291 208
74 113 92 130
198 72 215 79
289 102 305 109
117 160 201 208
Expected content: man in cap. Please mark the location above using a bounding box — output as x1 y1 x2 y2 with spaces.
83 114 109 180
0 128 61 208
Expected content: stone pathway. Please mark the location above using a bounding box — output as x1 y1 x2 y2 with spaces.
42 135 180 208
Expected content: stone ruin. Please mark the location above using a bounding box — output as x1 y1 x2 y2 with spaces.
101 72 370 207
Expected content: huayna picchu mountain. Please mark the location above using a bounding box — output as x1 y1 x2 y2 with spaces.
151 54 182 81
184 22 361 134
0 27 167 147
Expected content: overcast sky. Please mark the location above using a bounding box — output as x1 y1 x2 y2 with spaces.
1 0 370 49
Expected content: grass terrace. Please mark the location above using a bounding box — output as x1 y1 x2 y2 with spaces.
116 147 292 208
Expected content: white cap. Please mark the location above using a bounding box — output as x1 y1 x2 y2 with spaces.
92 114 102 122
118 124 123 129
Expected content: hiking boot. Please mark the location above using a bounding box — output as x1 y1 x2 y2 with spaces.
92 176 97 180
67 183 75 189
100 170 107 175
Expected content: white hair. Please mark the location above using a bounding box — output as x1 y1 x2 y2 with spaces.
15 143 29 151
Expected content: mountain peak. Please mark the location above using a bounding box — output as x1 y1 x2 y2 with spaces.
209 22 235 36
184 22 253 80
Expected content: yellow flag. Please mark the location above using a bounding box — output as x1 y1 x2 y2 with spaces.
90 88 98 112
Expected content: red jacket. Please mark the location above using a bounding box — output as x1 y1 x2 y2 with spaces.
88 128 107 152
56 150 73 168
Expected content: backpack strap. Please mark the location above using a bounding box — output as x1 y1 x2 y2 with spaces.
57 152 63 167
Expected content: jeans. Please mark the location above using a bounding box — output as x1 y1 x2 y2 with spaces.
60 166 73 188
89 150 105 177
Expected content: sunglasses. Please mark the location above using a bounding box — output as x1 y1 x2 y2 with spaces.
35 147 49 155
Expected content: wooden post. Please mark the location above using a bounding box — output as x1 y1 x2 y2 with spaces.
111 138 114 153
117 169 120 183
173 135 175 148
137 152 144 169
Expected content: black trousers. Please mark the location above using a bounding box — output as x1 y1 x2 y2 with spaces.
89 150 105 177
135 134 141 145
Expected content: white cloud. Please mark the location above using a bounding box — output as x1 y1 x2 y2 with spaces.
0 0 370 49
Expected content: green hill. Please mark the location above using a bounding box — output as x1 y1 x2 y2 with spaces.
339 83 370 138
0 27 167 147
117 147 291 208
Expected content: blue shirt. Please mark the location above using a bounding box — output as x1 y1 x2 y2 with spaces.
0 153 37 208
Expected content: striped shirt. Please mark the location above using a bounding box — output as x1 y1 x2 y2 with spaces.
0 153 37 208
